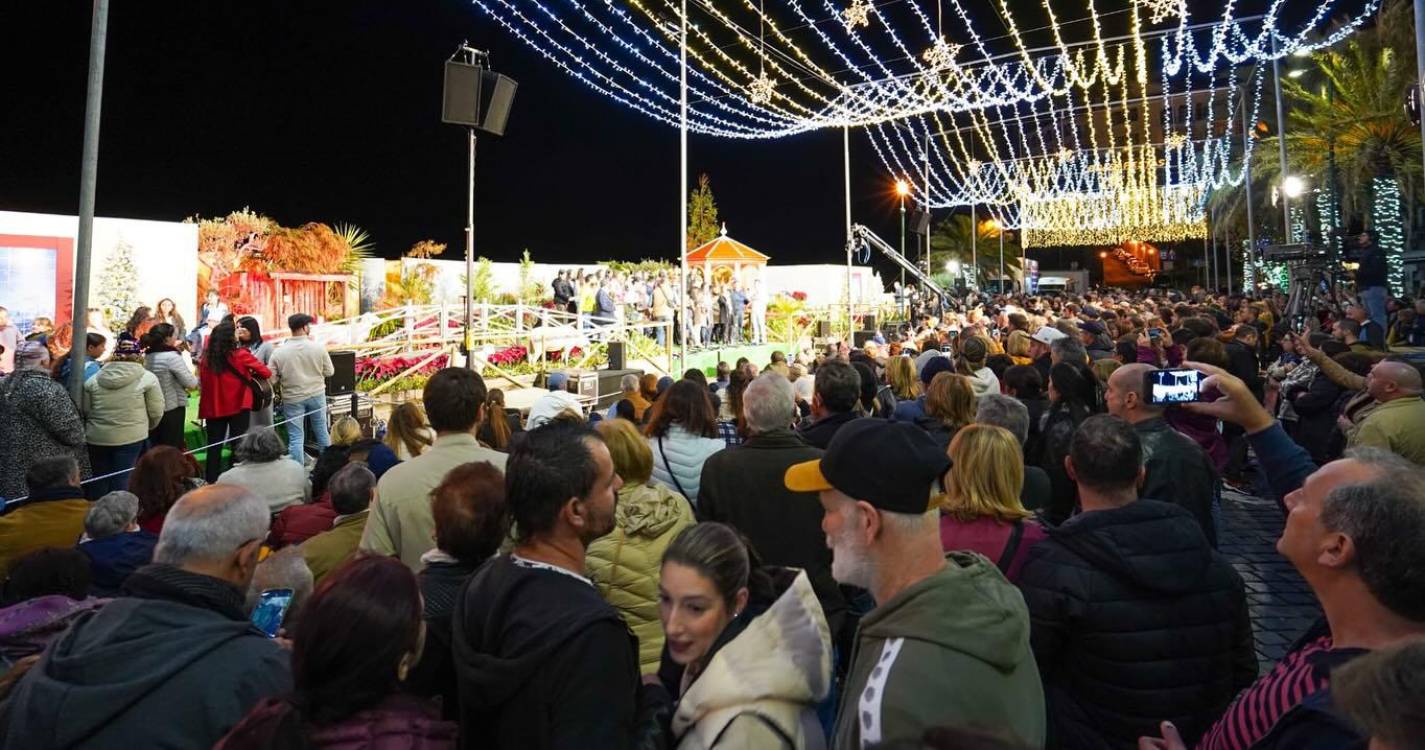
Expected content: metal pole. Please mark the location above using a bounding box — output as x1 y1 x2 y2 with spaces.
1211 211 1220 292
1271 33 1291 242
679 0 688 370
1241 94 1257 278
68 0 110 405
899 194 906 318
1225 211 1234 293
922 136 931 295
998 223 1004 295
464 129 476 369
1414 0 1425 189
971 204 977 289
844 125 853 335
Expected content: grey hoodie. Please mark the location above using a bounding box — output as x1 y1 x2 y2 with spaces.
833 551 1046 749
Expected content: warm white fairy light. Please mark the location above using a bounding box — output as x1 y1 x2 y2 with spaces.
842 0 870 30
747 73 776 103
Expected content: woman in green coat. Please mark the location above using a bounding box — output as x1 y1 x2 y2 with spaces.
588 417 696 673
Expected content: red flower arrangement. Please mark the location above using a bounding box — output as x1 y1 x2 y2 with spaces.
486 345 528 367
355 351 450 382
790 291 808 301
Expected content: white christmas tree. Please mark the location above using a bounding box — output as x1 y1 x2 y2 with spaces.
97 235 142 327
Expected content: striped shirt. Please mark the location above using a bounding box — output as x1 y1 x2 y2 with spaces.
1197 636 1333 750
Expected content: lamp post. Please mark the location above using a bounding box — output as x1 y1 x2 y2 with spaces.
68 0 111 405
896 179 909 315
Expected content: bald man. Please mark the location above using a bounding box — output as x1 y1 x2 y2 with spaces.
1105 363 1220 545
1350 361 1425 465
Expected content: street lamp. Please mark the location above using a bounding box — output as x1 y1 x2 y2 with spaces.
1282 175 1307 198
896 178 910 316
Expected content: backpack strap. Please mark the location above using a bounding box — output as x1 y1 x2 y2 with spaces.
710 712 795 749
995 520 1026 575
658 435 691 500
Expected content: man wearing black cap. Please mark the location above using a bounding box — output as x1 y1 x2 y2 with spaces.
785 419 1045 749
1078 320 1115 361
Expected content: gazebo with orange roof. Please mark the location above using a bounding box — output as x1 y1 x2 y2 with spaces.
686 224 770 287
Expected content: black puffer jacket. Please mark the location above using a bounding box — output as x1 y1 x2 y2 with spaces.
1285 372 1343 466
1017 500 1257 749
1134 417 1219 547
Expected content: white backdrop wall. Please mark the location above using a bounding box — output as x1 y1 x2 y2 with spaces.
0 210 199 328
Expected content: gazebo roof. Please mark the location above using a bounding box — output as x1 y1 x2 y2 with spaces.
687 224 770 264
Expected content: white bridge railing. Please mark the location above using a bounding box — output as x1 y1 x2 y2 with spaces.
311 303 674 394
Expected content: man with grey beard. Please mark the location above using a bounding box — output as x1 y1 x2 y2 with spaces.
785 419 1045 749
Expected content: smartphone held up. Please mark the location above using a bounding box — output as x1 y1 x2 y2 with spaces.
1146 368 1205 405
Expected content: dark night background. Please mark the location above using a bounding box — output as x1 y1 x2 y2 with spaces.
0 0 1347 276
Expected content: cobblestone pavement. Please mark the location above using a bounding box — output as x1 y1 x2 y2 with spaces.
1218 488 1323 674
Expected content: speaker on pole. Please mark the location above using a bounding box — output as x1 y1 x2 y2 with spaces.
443 59 518 137
909 209 930 235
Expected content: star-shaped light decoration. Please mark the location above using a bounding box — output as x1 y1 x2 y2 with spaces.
967 159 982 174
842 0 871 30
1165 133 1188 149
922 37 962 72
1140 0 1183 24
747 73 776 104
1057 147 1075 161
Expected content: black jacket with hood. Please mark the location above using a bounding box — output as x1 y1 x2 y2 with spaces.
1016 500 1257 749
1134 417 1219 547
0 564 291 749
451 554 669 750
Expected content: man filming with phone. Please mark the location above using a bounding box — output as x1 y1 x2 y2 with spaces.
1105 364 1220 546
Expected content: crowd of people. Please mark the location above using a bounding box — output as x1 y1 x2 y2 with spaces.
549 267 770 347
0 276 1423 749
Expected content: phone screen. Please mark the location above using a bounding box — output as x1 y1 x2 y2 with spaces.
1148 328 1165 339
251 588 294 638
1146 369 1205 405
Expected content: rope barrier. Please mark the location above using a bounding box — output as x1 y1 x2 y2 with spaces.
2 402 332 508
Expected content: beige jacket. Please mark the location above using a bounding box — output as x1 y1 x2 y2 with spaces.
359 433 508 570
672 571 832 749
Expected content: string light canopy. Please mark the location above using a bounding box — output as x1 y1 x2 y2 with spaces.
469 0 1380 138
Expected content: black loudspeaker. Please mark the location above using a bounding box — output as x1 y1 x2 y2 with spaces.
606 341 626 371
863 315 877 331
853 330 876 347
816 320 832 338
443 61 518 137
909 210 930 235
327 351 356 396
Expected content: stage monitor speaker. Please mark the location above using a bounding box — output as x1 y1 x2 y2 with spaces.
909 210 930 235
606 341 626 371
816 320 832 338
853 330 876 347
442 61 518 137
863 315 877 332
327 351 356 396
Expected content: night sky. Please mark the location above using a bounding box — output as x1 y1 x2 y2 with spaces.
1 0 1357 274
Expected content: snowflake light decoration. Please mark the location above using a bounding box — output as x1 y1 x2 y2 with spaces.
1165 133 1188 148
922 37 962 71
1057 148 1074 161
1140 0 1184 24
747 73 775 104
842 0 871 30
967 159 982 173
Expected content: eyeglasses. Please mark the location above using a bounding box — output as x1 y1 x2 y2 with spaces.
241 538 273 563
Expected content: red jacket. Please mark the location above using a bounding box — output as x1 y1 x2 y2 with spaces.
198 349 272 420
267 493 339 548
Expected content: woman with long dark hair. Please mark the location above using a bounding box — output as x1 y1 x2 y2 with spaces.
142 323 198 450
118 306 153 346
128 445 204 534
216 556 456 749
644 379 724 503
656 523 831 747
198 321 271 483
475 389 521 451
1035 362 1096 524
236 316 275 427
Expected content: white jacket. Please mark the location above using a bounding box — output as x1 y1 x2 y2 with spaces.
647 424 723 504
672 570 832 749
967 366 1001 400
82 362 164 446
144 350 198 412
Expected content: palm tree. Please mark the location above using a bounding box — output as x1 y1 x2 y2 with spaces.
929 212 1022 287
1210 0 1420 252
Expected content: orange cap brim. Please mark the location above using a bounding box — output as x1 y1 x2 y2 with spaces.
784 459 832 493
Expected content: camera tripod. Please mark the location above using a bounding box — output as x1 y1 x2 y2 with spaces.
1283 261 1344 331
